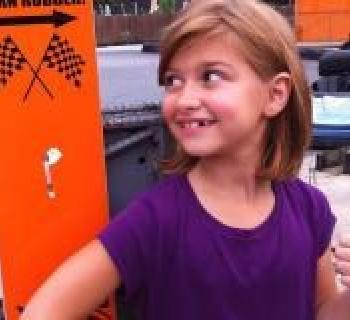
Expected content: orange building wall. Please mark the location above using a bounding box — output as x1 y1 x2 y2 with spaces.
295 0 350 42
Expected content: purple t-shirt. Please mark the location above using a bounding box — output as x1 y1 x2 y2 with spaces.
99 175 336 320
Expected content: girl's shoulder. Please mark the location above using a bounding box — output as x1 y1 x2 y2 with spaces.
275 177 329 209
275 178 336 257
274 177 335 232
134 173 188 207
116 174 189 224
100 174 189 252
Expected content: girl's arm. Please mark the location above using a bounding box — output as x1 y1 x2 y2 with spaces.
316 244 350 320
20 240 120 320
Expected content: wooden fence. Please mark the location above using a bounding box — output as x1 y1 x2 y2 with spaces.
95 14 174 46
94 7 294 46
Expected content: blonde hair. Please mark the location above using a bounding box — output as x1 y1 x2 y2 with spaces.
159 0 312 180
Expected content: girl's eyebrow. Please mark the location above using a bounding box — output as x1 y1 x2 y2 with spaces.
166 61 233 74
199 61 233 69
164 68 180 74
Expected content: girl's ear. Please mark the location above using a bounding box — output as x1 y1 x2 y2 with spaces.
264 72 291 118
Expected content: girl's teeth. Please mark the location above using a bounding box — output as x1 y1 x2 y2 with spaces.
180 120 216 128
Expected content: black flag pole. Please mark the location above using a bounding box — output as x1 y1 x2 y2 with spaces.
23 35 55 102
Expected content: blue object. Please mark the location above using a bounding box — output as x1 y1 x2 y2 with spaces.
313 124 350 148
312 94 350 148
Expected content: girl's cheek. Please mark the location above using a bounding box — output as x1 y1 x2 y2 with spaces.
161 103 172 125
207 97 235 116
162 96 174 117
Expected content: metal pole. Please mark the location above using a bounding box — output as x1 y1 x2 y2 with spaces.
121 2 126 15
151 0 158 13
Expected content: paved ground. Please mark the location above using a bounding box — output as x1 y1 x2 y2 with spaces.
299 152 350 243
299 151 350 290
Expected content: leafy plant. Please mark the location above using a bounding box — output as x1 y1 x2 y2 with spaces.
159 0 176 13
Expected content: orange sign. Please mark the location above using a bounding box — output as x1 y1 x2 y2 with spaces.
0 1 111 319
295 0 350 41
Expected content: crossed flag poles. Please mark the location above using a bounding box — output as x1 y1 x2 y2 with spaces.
0 33 86 102
0 10 84 101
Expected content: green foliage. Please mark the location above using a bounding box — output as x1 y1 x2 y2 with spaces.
159 0 176 13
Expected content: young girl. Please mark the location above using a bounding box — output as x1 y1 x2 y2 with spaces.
21 0 350 319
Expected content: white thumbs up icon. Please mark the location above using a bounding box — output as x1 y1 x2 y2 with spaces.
43 147 63 199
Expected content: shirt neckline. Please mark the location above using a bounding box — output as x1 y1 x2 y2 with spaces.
180 174 281 239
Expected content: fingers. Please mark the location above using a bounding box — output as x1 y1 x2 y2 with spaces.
338 235 350 248
333 260 350 275
332 235 350 289
333 246 350 262
340 276 350 288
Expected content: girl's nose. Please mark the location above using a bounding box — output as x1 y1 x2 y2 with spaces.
176 83 202 111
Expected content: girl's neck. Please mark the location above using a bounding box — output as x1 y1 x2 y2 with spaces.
187 156 275 229
189 153 269 202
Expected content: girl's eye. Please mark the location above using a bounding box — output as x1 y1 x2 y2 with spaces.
163 74 182 88
202 70 224 83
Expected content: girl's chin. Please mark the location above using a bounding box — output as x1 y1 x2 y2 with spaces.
181 144 220 158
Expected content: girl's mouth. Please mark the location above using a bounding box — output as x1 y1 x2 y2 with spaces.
177 119 218 129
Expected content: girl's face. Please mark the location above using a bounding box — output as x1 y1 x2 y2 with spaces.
162 33 272 160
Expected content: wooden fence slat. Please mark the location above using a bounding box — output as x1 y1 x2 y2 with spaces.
95 14 174 46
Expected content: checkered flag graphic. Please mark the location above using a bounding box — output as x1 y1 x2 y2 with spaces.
43 34 85 88
0 36 26 87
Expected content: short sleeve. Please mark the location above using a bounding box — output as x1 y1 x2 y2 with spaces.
98 197 157 300
314 190 336 257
